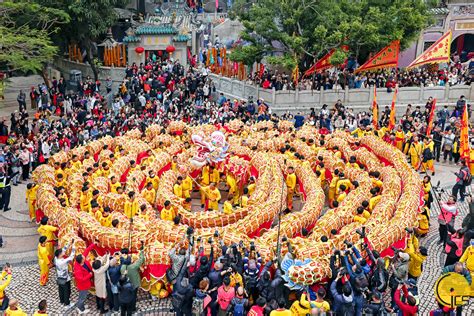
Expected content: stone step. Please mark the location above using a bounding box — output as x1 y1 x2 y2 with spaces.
0 214 35 228
0 225 37 237
0 250 37 264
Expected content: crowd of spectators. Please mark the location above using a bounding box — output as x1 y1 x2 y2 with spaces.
245 60 473 91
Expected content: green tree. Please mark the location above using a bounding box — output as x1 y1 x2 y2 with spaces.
40 0 130 80
231 0 437 71
0 1 70 84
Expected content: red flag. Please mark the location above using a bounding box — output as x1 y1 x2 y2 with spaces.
425 98 437 136
355 40 400 73
372 86 378 129
388 86 398 130
460 103 470 160
304 46 349 77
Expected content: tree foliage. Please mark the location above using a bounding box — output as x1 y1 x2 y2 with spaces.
0 1 69 74
37 0 130 79
231 0 436 70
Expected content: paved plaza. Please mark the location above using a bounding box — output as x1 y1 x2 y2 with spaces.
1 77 474 314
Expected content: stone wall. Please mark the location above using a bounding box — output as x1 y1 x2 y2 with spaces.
210 74 474 114
51 59 126 92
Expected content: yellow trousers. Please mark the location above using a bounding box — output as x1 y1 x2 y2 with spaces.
328 187 336 203
422 160 434 172
410 155 420 170
39 262 49 286
287 188 294 210
28 202 35 220
208 200 218 211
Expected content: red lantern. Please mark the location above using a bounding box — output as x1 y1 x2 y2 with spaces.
158 50 163 57
166 45 176 53
135 46 144 54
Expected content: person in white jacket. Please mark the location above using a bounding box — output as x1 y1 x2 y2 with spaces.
54 241 76 308
92 254 110 314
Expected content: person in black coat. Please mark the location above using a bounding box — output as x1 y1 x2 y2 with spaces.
172 257 194 316
118 276 134 316
191 239 214 288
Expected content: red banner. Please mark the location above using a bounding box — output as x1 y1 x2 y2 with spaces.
304 46 349 77
461 103 470 159
355 40 400 73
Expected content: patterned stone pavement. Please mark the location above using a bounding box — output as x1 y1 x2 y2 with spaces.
417 185 474 314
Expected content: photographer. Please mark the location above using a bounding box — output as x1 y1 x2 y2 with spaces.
191 236 215 288
444 226 465 267
330 271 355 315
389 248 409 307
342 246 368 316
438 195 458 245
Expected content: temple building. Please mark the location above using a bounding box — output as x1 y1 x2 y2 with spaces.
399 1 474 67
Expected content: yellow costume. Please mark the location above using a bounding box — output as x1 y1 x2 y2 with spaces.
80 191 92 213
408 141 422 170
223 201 233 214
226 174 239 205
26 185 37 220
247 183 256 196
161 207 174 221
210 169 220 184
37 224 57 259
0 271 12 306
201 166 210 185
239 195 249 208
38 243 50 286
421 141 435 173
202 186 221 210
395 130 405 151
110 181 121 194
124 200 139 219
182 176 193 198
369 195 381 211
142 187 156 205
328 175 339 203
286 173 297 210
147 176 160 191
173 183 183 199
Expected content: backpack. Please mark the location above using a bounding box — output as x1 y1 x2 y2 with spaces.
340 301 355 316
463 168 472 186
192 297 204 315
233 298 245 316
362 303 389 316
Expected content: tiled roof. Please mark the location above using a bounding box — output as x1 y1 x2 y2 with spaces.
135 25 178 35
122 36 141 43
173 34 191 42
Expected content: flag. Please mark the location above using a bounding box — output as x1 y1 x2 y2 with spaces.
460 103 470 160
292 64 299 86
407 30 452 69
388 86 398 130
372 86 378 129
426 98 437 136
355 40 400 73
304 46 349 77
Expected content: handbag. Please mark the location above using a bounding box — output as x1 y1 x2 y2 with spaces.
56 277 68 285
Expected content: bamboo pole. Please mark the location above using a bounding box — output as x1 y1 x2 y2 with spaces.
122 44 126 67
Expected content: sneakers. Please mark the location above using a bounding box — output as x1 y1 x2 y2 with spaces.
64 303 75 309
77 308 90 314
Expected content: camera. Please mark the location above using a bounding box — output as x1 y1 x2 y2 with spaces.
186 226 194 236
343 240 353 248
214 230 219 238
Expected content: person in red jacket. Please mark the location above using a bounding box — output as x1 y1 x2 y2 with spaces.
248 297 266 316
73 242 95 314
394 284 418 316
